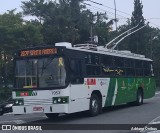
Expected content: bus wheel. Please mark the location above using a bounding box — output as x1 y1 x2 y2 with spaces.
135 90 143 106
45 113 59 119
0 111 3 116
89 94 101 117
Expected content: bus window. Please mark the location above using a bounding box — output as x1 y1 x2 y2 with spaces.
135 69 144 76
114 57 125 76
101 55 114 76
85 54 100 65
135 60 143 68
126 68 135 76
114 57 124 68
38 57 66 87
125 58 135 68
144 69 151 76
15 59 38 89
86 65 101 76
15 57 67 89
70 59 84 84
143 61 152 76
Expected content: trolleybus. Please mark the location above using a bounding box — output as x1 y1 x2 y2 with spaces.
12 42 156 117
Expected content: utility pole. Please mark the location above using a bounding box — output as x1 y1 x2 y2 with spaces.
114 0 117 31
90 13 93 43
151 33 153 59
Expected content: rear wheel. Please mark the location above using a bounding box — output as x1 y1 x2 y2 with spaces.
45 113 59 119
135 90 143 106
89 94 101 117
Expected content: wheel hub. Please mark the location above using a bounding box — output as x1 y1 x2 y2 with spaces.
92 99 98 113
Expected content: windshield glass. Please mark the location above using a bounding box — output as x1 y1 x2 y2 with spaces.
15 57 66 89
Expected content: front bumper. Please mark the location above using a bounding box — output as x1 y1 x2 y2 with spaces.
12 104 69 114
3 107 12 114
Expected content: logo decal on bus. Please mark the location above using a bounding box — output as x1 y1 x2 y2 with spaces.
103 67 123 75
98 79 109 86
20 92 29 96
31 91 38 96
16 91 37 97
87 79 96 85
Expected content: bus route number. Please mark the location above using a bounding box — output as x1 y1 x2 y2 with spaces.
52 91 60 95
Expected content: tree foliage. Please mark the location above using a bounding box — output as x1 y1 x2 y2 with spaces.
129 0 145 54
21 0 111 45
0 10 43 86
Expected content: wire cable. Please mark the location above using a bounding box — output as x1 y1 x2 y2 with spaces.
85 0 160 28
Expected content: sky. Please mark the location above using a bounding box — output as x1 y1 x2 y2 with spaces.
0 0 160 28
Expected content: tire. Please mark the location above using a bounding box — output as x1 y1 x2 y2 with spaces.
88 94 101 117
0 111 3 116
135 90 143 106
45 113 59 119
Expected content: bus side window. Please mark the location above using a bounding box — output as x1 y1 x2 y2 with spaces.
70 59 84 84
135 60 144 76
143 61 153 76
113 57 125 76
101 55 114 76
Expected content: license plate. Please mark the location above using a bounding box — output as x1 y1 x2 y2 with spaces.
33 106 43 112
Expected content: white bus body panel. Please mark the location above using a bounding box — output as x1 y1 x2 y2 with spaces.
12 78 110 114
69 78 110 113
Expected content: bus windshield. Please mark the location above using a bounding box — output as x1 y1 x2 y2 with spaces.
15 57 66 89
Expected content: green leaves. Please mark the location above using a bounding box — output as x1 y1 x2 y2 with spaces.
21 0 112 45
0 10 44 86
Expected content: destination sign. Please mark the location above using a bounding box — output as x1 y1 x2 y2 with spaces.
20 48 57 57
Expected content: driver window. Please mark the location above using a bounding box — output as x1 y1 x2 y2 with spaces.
70 59 84 84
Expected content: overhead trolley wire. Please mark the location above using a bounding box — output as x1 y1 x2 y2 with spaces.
85 0 160 28
86 0 132 17
83 2 129 20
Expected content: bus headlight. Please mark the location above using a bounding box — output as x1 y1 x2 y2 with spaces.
52 97 69 104
14 99 24 106
58 98 61 102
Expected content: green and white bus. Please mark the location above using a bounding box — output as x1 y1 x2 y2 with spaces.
12 42 156 117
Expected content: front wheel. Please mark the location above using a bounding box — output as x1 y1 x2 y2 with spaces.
0 111 3 116
45 113 59 119
88 94 101 117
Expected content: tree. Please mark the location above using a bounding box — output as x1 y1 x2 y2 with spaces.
22 0 112 45
0 10 43 87
22 21 43 47
129 0 145 54
22 0 83 44
93 12 111 45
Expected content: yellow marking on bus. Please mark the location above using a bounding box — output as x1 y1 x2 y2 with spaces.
58 57 64 66
23 86 33 88
115 69 123 75
103 68 114 72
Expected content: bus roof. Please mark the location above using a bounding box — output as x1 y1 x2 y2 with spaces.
69 44 152 62
15 43 152 62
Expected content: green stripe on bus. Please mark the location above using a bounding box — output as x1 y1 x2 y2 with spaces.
105 78 116 107
16 91 33 97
